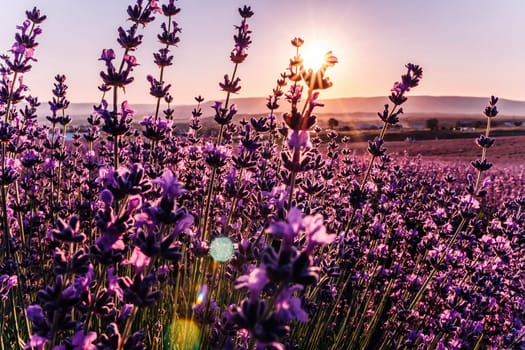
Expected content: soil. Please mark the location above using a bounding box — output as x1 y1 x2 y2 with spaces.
344 135 525 168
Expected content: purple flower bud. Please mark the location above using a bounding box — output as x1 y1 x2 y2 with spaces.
219 74 241 94
0 274 17 301
100 189 114 207
25 7 47 24
99 48 116 65
123 246 151 275
162 0 181 17
286 130 311 150
70 331 97 350
238 5 254 19
235 267 269 296
24 334 48 350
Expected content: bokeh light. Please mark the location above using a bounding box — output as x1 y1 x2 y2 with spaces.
164 319 200 350
209 236 234 262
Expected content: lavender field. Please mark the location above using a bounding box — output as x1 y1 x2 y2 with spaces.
1 1 524 349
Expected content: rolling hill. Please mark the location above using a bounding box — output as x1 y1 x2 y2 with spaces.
36 96 525 128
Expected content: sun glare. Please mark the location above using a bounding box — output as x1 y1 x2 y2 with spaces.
301 43 331 71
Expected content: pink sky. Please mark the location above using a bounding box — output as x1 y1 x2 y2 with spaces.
1 0 525 105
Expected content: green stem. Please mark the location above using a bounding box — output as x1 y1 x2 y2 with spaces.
201 168 217 242
360 120 389 192
57 123 67 203
3 71 19 123
472 332 484 350
287 146 300 211
118 307 139 350
343 105 398 238
14 181 25 245
287 171 297 211
474 117 491 192
1 69 21 256
1 143 10 255
359 280 394 349
84 266 108 333
217 63 239 145
112 86 119 170
225 168 244 228
9 291 23 348
260 283 287 322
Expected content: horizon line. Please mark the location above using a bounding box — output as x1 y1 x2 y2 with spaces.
65 94 525 106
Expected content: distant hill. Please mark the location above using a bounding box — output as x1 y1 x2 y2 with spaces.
322 96 525 115
36 96 525 126
222 95 525 116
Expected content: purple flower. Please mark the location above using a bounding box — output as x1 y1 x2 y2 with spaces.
99 48 116 66
235 267 270 296
123 246 151 275
219 74 241 94
483 96 499 118
117 24 143 50
127 195 143 212
70 330 97 350
146 74 171 98
389 63 422 105
25 7 47 23
157 21 181 46
238 5 254 19
268 207 304 244
118 273 161 307
107 267 124 301
268 207 332 251
153 48 173 67
100 188 115 207
162 0 181 17
203 142 229 168
286 130 311 150
52 215 86 243
0 274 17 301
303 212 334 253
25 334 47 350
127 1 157 26
213 101 238 125
275 285 309 322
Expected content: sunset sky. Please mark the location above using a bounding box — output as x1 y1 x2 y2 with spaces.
1 0 524 106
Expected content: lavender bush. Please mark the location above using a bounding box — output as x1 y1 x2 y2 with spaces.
0 1 524 349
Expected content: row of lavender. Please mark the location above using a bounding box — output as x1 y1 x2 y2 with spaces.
0 1 524 349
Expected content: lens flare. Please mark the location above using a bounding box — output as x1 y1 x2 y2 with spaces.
164 319 200 350
209 236 234 262
193 284 208 307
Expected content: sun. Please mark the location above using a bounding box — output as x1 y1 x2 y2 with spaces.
301 42 331 71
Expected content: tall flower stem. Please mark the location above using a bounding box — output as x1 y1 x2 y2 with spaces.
201 62 240 240
56 121 68 202
343 104 399 238
112 87 119 170
474 114 492 191
286 160 298 211
217 63 239 146
359 106 395 192
13 182 25 245
225 168 244 227
201 168 217 242
1 143 9 254
118 307 139 350
0 70 19 254
3 72 18 124
152 19 174 124
286 89 314 211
